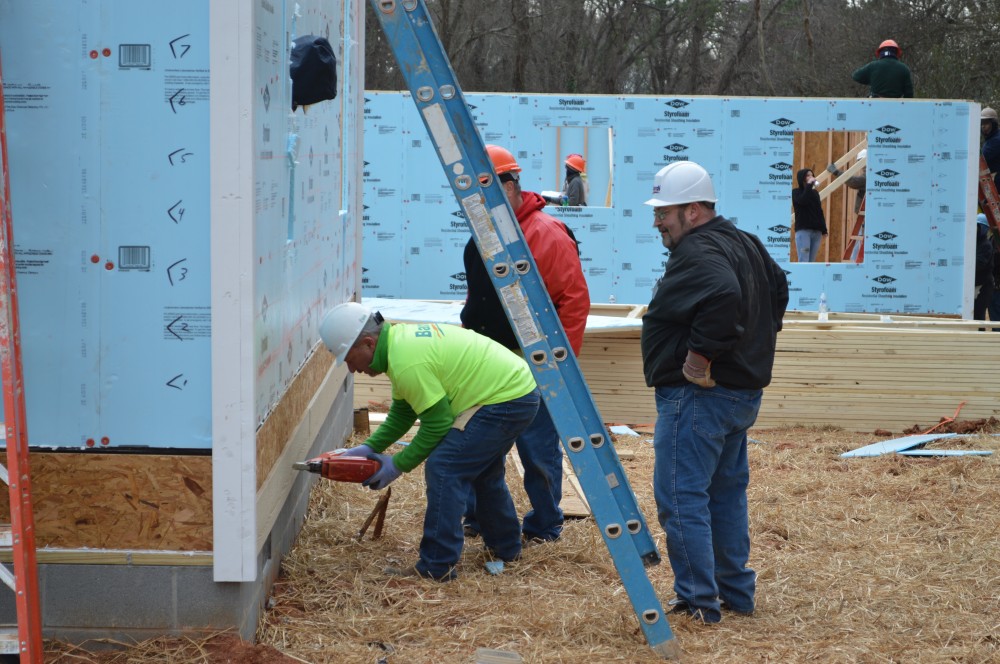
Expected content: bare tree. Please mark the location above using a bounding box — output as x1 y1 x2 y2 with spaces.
363 0 1000 108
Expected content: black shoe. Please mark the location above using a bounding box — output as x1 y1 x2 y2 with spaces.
667 597 721 623
523 534 559 547
667 598 690 614
720 600 754 616
463 525 480 538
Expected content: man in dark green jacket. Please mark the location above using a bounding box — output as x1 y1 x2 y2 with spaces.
852 39 913 98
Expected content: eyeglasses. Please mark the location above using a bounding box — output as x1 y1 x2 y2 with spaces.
653 204 689 221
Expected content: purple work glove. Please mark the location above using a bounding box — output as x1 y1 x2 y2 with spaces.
362 452 402 491
333 444 375 459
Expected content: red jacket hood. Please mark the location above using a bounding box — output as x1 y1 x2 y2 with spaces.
515 191 548 222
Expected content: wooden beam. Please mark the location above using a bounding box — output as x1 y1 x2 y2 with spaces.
0 549 213 566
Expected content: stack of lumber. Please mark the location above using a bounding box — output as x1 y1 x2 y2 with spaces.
764 315 998 430
353 301 1000 432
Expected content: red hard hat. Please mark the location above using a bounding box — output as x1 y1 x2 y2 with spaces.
876 39 901 57
485 144 521 175
565 153 586 173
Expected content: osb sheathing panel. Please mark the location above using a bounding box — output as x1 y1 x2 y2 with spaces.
0 349 336 552
0 452 212 550
256 349 334 491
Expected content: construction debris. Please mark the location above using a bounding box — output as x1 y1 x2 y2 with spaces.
841 433 992 458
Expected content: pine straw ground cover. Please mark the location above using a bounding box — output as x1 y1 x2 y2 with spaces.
45 422 1000 663
254 424 1000 664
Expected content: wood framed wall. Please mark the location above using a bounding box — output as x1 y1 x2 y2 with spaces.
791 130 867 263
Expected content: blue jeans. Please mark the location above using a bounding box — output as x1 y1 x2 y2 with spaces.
464 399 564 540
653 383 761 622
418 389 540 579
795 229 823 262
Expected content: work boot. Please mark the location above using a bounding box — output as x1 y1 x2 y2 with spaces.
666 597 721 623
720 600 755 617
523 533 559 547
383 564 422 578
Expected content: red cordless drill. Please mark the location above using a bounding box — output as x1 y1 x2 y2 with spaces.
293 451 381 482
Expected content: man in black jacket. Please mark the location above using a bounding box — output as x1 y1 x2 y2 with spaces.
974 214 995 322
641 161 788 623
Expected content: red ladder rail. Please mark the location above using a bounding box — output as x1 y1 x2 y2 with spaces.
842 194 866 263
978 155 1000 235
0 50 44 663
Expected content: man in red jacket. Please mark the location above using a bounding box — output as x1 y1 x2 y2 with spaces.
461 144 591 542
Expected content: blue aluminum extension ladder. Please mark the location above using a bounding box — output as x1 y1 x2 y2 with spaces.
367 1 678 658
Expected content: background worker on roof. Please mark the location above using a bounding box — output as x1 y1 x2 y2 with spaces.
561 153 588 206
852 39 914 98
641 161 788 623
319 302 541 580
461 144 590 543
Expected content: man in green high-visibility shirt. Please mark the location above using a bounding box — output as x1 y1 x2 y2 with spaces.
319 302 541 581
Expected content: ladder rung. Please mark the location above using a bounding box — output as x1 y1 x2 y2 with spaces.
0 563 14 592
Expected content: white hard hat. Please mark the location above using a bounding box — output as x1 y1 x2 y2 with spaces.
319 302 373 363
857 149 867 161
644 161 717 207
982 107 998 121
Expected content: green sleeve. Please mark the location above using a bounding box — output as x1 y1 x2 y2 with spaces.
392 397 454 472
364 399 417 453
852 63 870 84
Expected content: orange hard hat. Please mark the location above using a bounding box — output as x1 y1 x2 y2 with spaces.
876 39 901 56
565 153 586 173
485 144 521 175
